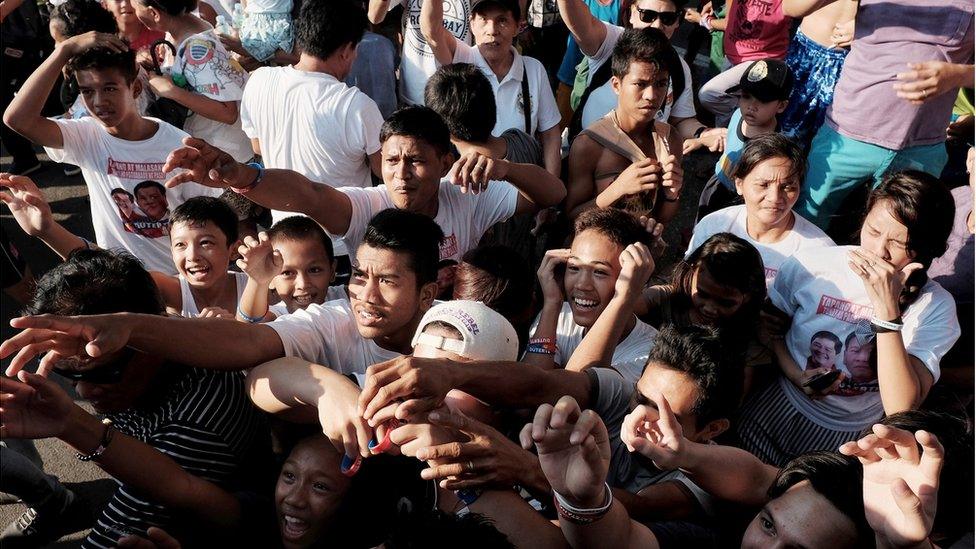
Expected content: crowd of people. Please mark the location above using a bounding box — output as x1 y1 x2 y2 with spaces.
0 0 972 546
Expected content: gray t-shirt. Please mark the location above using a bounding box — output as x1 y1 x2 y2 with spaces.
929 186 974 305
587 368 714 514
501 128 544 167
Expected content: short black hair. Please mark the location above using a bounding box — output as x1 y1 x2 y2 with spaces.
67 47 138 84
424 63 497 143
380 106 453 156
574 207 654 249
295 0 367 60
133 180 166 197
769 452 874 546
610 26 679 80
25 249 165 316
471 0 520 22
111 187 134 200
730 133 806 187
137 0 197 16
170 196 240 245
453 244 533 321
50 0 118 38
268 216 335 262
645 324 743 427
361 209 444 286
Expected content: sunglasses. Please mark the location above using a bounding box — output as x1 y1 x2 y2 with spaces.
52 347 135 384
635 7 680 25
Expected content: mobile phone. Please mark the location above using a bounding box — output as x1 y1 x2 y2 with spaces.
803 370 841 392
106 524 149 539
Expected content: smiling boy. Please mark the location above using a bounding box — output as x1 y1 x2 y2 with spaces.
2 31 218 274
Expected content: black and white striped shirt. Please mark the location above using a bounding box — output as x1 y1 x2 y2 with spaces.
83 367 267 549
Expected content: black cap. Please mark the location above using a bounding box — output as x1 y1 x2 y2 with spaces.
470 0 520 21
725 59 794 102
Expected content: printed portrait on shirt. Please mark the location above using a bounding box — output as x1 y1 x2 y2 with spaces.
836 330 879 396
113 181 171 239
805 330 841 371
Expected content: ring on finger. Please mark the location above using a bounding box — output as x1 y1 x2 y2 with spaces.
466 460 475 472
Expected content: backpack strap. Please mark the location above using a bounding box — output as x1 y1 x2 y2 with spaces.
521 63 532 134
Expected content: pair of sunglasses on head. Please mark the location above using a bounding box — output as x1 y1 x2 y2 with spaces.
635 7 681 25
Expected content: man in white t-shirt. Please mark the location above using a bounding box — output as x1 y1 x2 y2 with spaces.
422 0 562 178
368 0 473 106
241 0 385 266
3 34 218 274
163 106 566 263
2 209 446 379
526 208 658 383
558 0 726 149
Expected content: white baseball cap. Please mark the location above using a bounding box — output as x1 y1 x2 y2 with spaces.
411 300 519 361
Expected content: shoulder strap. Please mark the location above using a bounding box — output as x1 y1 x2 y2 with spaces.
521 64 532 134
578 115 646 163
568 59 614 142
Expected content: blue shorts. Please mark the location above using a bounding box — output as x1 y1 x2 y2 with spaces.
240 12 293 62
780 31 847 145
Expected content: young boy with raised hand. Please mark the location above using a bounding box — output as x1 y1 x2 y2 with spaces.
694 58 794 219
235 216 345 323
2 31 218 274
1 174 246 317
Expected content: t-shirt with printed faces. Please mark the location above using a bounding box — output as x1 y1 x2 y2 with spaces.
268 298 402 375
586 368 715 514
769 246 961 431
722 0 791 65
44 117 220 275
529 302 658 384
240 66 384 255
169 28 253 162
686 205 834 288
335 179 519 263
580 22 696 129
451 42 561 136
388 0 472 106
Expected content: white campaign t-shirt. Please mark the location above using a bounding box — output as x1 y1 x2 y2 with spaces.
170 29 253 162
686 205 835 287
269 298 402 374
531 302 658 384
336 180 519 262
581 22 696 129
390 0 472 106
44 117 220 274
452 42 561 136
769 246 961 431
240 66 384 255
269 286 348 317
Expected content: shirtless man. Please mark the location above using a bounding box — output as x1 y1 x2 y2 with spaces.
565 26 684 223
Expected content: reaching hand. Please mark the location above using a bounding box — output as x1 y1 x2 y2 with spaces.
448 152 508 194
236 232 283 284
520 396 611 508
197 307 235 319
537 248 570 305
839 425 943 548
162 137 249 190
317 373 376 459
620 395 690 471
0 173 55 237
638 216 667 258
59 31 127 57
416 409 534 491
390 411 466 461
0 371 76 440
0 314 133 377
894 61 968 105
699 128 727 153
358 356 457 425
615 243 654 300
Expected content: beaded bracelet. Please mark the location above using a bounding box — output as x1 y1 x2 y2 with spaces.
552 483 613 525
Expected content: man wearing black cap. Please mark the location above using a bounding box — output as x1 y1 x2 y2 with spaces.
421 0 563 179
696 58 794 219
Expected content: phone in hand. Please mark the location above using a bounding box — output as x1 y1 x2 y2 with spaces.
803 369 842 392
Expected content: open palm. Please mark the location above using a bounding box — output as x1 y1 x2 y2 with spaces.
0 174 53 237
0 372 75 440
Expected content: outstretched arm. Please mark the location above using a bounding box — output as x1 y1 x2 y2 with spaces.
234 232 283 323
449 151 567 215
163 137 353 236
0 372 243 529
556 0 610 57
0 174 88 259
1 312 285 377
420 0 458 65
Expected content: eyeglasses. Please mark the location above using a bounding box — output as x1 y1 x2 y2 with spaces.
635 7 680 25
52 348 135 384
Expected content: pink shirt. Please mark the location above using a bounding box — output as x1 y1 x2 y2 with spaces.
723 0 792 65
